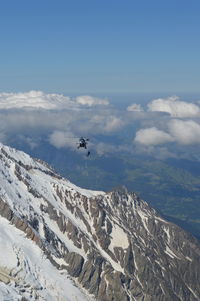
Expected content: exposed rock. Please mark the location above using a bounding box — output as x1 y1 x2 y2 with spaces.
64 252 84 277
0 144 200 301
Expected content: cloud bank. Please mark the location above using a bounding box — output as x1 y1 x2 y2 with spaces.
135 127 174 145
148 96 200 118
0 91 71 110
0 91 125 154
134 119 200 146
133 95 200 159
0 91 109 110
127 103 144 112
168 119 200 145
1 91 200 159
75 95 109 106
49 131 77 149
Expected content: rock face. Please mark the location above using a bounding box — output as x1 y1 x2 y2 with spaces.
0 143 200 301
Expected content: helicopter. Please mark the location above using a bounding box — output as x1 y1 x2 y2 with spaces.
77 137 90 156
77 137 89 149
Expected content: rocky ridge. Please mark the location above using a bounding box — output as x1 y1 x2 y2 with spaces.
0 143 200 301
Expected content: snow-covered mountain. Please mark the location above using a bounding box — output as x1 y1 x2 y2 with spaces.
0 143 200 301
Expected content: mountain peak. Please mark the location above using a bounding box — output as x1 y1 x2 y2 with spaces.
0 144 200 300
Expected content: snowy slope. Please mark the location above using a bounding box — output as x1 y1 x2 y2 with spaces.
0 217 91 301
0 143 200 301
0 144 100 300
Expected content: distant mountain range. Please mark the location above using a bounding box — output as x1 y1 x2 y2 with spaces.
0 143 200 300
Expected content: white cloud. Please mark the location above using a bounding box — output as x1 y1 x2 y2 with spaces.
168 119 200 145
134 119 200 147
148 96 200 118
0 91 74 110
127 103 144 112
49 131 77 149
0 91 123 154
104 116 123 132
88 115 124 133
75 95 109 106
134 127 174 145
95 142 116 155
2 90 200 159
0 91 113 147
0 91 110 113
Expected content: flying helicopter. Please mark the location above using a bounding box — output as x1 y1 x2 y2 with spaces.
77 137 90 156
77 137 89 149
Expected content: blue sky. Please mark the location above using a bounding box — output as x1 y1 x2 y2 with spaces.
0 0 200 94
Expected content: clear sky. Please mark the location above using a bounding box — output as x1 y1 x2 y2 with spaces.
0 0 200 94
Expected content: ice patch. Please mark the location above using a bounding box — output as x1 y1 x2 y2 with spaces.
0 217 92 301
165 246 180 259
109 223 129 252
137 209 150 235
